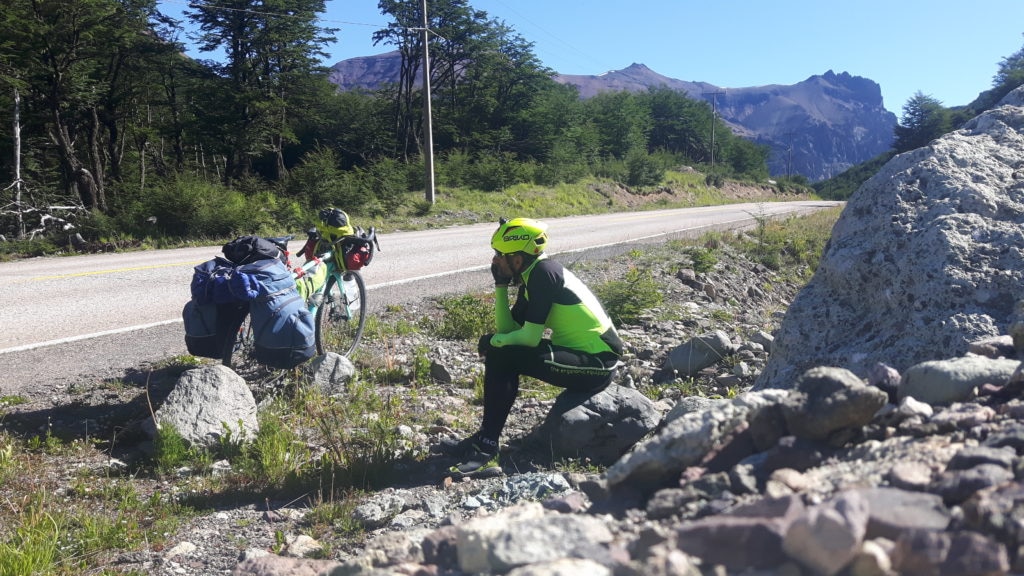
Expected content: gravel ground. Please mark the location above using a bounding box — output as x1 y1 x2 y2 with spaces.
0 187 819 574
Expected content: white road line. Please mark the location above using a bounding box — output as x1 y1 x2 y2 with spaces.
0 319 184 355
0 209 810 355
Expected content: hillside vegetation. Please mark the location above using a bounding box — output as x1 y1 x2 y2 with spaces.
2 1 1022 252
0 204 841 575
0 0 775 258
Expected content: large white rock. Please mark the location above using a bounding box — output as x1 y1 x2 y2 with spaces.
756 87 1024 390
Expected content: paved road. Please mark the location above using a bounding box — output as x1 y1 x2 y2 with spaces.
0 201 841 394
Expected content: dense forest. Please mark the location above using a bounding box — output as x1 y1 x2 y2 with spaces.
0 0 770 252
1 1 1022 251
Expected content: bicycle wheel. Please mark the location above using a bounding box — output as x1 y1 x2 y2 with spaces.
316 270 367 357
222 309 255 370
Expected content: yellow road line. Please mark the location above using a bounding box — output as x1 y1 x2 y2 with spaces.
27 261 203 282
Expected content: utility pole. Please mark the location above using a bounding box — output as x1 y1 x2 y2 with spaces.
702 90 725 172
420 0 436 204
784 132 795 178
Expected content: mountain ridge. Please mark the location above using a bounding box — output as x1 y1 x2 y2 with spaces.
328 53 897 181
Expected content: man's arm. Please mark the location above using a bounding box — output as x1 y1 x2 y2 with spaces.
494 286 519 333
491 321 545 348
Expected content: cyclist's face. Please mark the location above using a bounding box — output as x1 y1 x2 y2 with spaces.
492 252 520 276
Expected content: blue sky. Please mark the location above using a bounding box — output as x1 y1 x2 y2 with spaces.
159 0 1024 116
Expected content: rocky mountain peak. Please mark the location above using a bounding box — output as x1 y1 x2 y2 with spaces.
814 69 886 107
326 52 897 181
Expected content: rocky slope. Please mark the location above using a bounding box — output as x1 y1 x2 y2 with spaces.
1 233 813 575
8 230 1024 576
8 88 1024 575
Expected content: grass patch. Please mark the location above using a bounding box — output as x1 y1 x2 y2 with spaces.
0 433 185 575
0 185 837 573
429 293 493 341
738 206 840 275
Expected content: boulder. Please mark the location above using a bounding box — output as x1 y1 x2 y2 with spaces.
536 383 662 465
606 389 789 492
146 365 258 449
755 87 1024 390
304 352 355 394
660 330 735 380
780 366 888 443
898 356 1020 405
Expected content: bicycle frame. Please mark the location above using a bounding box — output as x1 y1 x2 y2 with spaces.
294 246 367 358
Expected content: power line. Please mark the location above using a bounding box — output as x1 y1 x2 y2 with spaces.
482 0 608 73
159 0 389 29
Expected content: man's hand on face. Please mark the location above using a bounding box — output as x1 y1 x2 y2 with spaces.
491 255 513 286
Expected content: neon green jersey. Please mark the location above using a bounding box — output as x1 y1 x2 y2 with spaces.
492 256 622 356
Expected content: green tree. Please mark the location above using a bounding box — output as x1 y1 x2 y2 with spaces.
186 0 335 183
373 0 436 161
893 92 951 153
441 23 553 159
642 86 713 162
585 91 650 159
300 89 397 168
519 83 596 184
722 137 769 179
0 0 181 215
972 36 1024 111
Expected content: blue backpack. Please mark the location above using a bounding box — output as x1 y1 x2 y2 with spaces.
233 258 316 369
183 255 315 368
183 257 247 358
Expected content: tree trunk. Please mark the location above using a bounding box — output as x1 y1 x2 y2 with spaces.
164 73 186 171
11 87 25 239
89 106 107 211
49 108 92 209
272 134 287 181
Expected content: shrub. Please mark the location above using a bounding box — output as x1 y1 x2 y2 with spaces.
437 150 471 188
465 152 534 192
286 146 356 211
595 267 664 325
152 423 193 475
686 247 718 274
625 149 665 187
304 379 414 489
365 158 415 216
433 294 493 340
142 177 275 239
248 410 308 487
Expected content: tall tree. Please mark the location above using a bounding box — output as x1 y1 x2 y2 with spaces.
513 82 591 164
585 91 650 159
373 0 540 160
642 86 715 162
186 0 334 183
445 23 554 157
373 0 425 160
92 0 174 189
893 92 950 153
1 0 130 210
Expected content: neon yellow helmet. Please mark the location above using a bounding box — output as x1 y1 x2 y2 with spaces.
491 217 548 256
316 208 354 242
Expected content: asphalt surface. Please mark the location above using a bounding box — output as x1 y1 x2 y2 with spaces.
0 202 841 395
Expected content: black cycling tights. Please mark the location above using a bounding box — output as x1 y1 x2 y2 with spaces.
479 341 616 446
